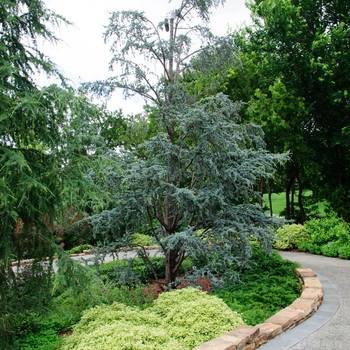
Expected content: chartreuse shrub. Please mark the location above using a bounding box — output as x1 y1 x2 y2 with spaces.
62 288 244 350
16 282 156 349
273 224 308 250
132 233 154 246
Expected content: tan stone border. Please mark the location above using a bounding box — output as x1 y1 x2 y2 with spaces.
194 268 323 350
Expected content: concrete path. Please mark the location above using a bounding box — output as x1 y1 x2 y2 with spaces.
259 251 349 350
71 248 160 265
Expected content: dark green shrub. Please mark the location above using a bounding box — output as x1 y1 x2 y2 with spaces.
16 328 62 349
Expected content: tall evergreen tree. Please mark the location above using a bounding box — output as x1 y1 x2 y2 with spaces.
87 0 287 286
0 1 106 346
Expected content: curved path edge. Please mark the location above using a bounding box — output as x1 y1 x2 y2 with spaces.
195 253 340 350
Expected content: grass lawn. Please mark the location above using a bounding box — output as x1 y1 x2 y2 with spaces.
263 191 327 217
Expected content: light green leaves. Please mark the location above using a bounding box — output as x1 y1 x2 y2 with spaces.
63 288 244 350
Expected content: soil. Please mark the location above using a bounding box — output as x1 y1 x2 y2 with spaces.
143 276 213 300
288 249 311 254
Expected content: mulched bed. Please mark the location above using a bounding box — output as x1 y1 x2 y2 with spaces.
144 276 213 300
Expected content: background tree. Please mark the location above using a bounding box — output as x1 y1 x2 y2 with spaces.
240 0 350 221
87 0 287 286
203 0 350 222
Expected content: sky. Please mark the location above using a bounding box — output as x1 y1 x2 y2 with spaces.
42 0 252 115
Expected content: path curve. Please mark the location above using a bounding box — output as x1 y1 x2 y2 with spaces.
259 251 349 350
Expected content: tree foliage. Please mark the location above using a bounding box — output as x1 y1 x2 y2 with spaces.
87 0 287 286
0 1 111 346
234 0 350 221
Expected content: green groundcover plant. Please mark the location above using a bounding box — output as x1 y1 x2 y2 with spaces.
61 288 244 350
214 248 301 325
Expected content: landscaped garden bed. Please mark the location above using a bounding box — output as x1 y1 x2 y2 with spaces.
14 247 301 349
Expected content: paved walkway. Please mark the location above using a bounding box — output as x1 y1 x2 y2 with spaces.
259 251 349 350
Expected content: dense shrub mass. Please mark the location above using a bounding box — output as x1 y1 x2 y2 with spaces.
270 212 350 259
297 212 350 258
273 224 308 250
62 288 244 350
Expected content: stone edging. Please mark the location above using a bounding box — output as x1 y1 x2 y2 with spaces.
194 268 323 350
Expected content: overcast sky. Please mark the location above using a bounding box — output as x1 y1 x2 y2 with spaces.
42 0 252 115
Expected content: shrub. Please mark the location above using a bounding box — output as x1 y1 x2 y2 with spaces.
338 245 350 259
67 244 92 255
296 240 308 251
55 208 94 250
62 288 244 350
99 256 193 285
16 328 62 349
152 288 244 348
297 212 350 258
304 212 350 246
305 242 322 255
320 242 340 257
99 257 162 285
273 224 308 250
15 271 156 348
132 233 153 246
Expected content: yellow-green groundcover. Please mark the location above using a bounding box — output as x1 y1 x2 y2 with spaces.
62 288 244 350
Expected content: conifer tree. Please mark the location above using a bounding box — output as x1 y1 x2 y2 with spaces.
88 0 288 286
0 1 105 346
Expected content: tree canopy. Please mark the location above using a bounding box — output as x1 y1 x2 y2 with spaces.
219 0 350 221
